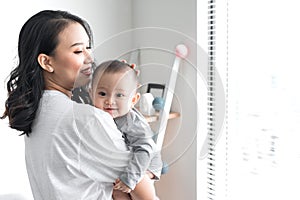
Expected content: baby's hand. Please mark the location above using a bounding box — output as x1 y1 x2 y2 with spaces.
114 178 132 193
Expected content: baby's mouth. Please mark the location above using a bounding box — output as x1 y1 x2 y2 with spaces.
104 107 117 115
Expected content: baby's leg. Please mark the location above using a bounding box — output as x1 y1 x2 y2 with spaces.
112 189 132 200
130 175 157 200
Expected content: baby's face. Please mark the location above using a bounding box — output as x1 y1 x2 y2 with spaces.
91 71 139 118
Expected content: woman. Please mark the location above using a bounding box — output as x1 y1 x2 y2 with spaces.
1 10 132 199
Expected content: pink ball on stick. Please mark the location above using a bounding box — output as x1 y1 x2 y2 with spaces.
175 44 188 58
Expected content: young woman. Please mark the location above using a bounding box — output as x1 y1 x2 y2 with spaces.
1 10 136 200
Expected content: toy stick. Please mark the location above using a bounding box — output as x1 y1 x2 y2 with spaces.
155 44 188 149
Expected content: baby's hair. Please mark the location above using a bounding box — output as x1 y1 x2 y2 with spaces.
91 60 139 88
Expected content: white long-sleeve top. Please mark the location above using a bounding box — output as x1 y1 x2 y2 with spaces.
25 90 131 200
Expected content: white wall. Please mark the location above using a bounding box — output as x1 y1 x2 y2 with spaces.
0 1 132 199
131 1 199 199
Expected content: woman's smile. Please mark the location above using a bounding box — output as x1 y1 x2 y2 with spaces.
81 66 92 76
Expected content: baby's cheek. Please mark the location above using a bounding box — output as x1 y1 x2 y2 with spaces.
94 100 104 109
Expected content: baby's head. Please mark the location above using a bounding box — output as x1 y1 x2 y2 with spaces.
89 60 140 118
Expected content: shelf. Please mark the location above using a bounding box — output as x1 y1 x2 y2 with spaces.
135 106 180 123
143 111 180 123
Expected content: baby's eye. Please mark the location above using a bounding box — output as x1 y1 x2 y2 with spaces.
116 93 125 98
98 91 106 96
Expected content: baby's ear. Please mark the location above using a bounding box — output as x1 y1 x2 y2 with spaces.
131 92 141 106
135 69 140 77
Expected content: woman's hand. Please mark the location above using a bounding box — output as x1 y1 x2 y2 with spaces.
146 171 155 179
114 178 132 193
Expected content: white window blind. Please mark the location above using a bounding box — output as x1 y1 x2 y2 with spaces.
200 0 300 199
207 0 217 199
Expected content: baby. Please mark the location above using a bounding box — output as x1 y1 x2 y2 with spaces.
89 60 162 200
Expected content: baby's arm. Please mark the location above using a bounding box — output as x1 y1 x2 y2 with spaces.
113 136 158 200
118 135 155 189
114 109 157 190
113 108 163 200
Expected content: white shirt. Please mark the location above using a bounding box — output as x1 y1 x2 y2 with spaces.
25 90 131 200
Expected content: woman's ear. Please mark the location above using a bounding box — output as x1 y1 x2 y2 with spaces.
37 53 54 73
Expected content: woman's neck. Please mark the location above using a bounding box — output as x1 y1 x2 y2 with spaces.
42 71 73 98
44 86 72 98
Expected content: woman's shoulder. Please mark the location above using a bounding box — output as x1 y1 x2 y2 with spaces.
42 90 111 125
72 102 109 122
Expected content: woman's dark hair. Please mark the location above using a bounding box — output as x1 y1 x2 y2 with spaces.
1 10 93 136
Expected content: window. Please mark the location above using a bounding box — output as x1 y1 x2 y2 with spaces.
198 0 300 199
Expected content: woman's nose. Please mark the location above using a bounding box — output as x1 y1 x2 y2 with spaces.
84 49 94 64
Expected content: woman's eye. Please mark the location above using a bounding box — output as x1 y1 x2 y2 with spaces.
98 91 106 96
74 46 91 54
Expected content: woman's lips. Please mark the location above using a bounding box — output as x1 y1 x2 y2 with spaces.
81 67 92 76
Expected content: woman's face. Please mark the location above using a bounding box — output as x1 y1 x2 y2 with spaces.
48 22 93 91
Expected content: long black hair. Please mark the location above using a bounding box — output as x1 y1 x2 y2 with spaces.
1 10 93 136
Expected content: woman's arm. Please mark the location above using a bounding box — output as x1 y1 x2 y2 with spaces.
74 105 131 182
